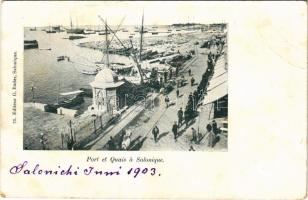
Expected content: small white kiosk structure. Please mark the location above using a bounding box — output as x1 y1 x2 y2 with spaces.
89 68 125 115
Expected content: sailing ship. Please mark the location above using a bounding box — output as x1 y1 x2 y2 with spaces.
66 17 84 34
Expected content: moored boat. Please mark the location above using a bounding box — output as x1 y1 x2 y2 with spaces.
98 31 111 35
53 90 85 109
69 35 86 40
24 40 39 49
67 28 84 34
81 69 99 75
46 30 56 33
83 29 95 34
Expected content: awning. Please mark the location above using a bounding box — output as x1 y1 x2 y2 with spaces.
60 90 84 96
208 73 227 91
204 82 228 104
204 52 228 104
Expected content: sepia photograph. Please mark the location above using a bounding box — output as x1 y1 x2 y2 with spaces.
1 1 306 199
23 5 228 151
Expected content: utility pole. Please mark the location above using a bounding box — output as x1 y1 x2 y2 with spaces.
31 84 35 103
56 82 60 104
69 120 73 141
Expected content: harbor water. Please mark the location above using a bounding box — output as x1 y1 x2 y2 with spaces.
24 26 196 104
24 28 132 104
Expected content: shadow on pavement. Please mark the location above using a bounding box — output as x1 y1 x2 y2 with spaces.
129 136 147 151
157 131 169 141
212 135 220 147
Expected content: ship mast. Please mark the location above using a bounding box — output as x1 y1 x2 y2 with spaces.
137 11 144 84
70 17 73 29
139 11 144 62
105 20 110 68
97 14 144 84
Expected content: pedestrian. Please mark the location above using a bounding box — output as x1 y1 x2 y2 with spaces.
172 121 178 141
176 88 180 98
65 135 74 150
181 75 185 87
189 145 195 151
152 125 159 143
160 76 163 87
169 68 173 80
191 127 197 144
212 120 218 135
165 95 170 108
107 136 116 150
175 65 179 77
206 123 215 147
206 123 212 133
191 76 195 86
164 70 168 83
193 90 198 110
184 109 190 128
188 68 191 76
189 92 193 102
208 130 216 148
177 80 180 88
177 107 183 126
122 131 132 150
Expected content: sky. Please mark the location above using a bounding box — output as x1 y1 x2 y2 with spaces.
3 1 232 26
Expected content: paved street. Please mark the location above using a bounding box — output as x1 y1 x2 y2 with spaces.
81 44 227 151
125 46 227 151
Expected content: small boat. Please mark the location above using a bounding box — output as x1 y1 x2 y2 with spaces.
53 90 85 109
98 31 111 35
24 40 39 49
151 32 159 35
30 27 37 31
81 69 98 75
69 35 85 40
57 56 65 62
129 35 133 39
39 48 52 51
46 30 56 33
52 26 61 32
122 29 129 32
83 29 95 34
67 28 84 34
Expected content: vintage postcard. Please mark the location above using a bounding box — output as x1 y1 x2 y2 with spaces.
0 1 307 199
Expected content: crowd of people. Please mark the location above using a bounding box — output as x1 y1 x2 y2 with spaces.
106 37 226 150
